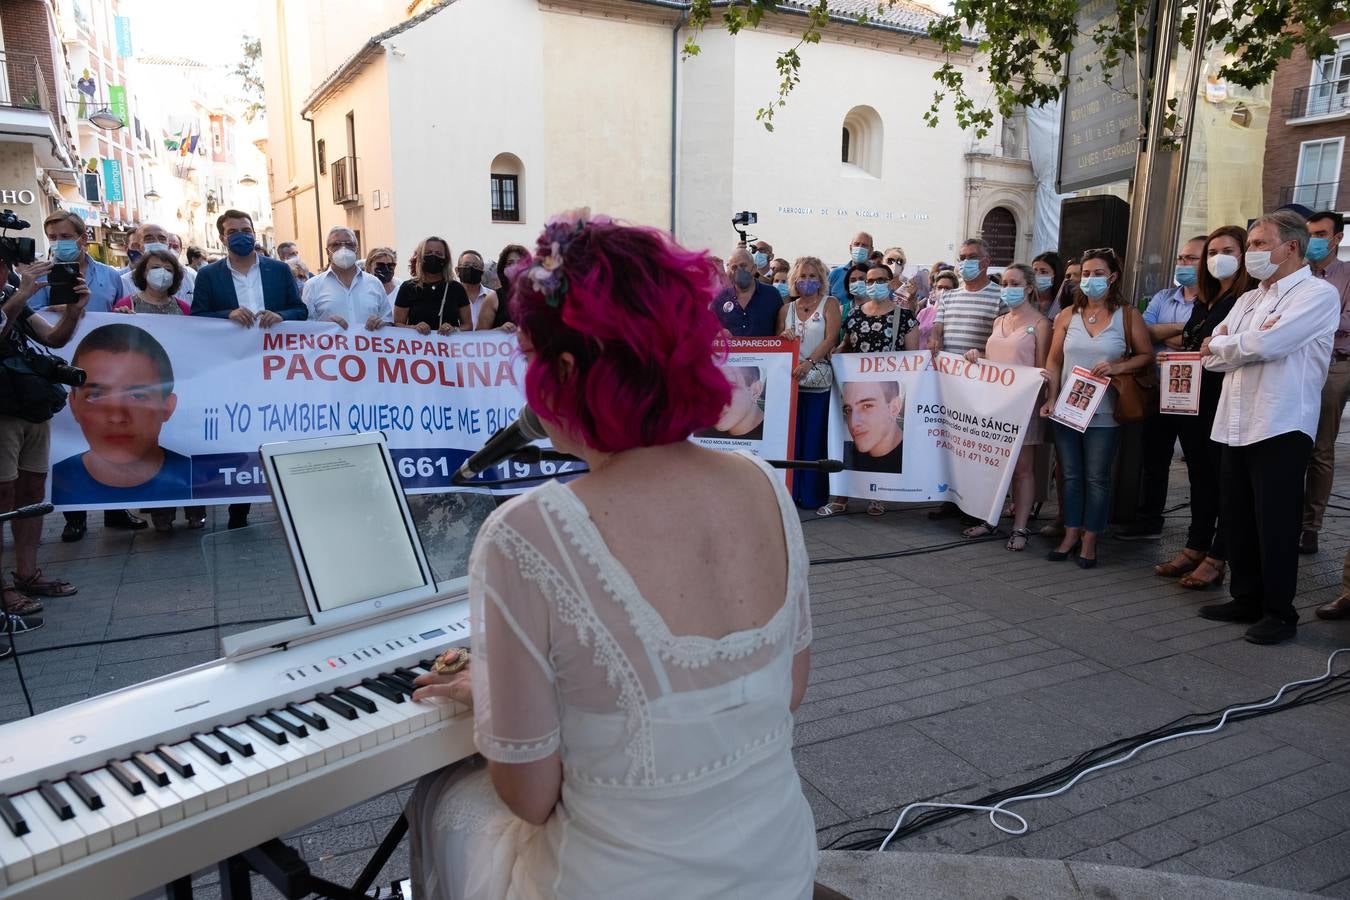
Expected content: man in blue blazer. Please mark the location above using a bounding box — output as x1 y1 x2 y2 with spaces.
192 209 308 528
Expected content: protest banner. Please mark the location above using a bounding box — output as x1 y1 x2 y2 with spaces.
1158 352 1202 415
826 351 1044 525
46 315 541 510
690 337 798 480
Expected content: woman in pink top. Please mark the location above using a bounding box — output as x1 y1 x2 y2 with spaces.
963 263 1050 550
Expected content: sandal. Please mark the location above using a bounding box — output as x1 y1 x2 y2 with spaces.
1179 558 1226 590
1154 550 1203 578
187 516 207 529
12 569 78 598
866 501 885 517
963 523 999 539
1006 528 1030 551
816 502 847 517
2 585 42 616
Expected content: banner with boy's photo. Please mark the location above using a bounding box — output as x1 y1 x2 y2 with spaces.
826 351 1045 525
689 337 798 481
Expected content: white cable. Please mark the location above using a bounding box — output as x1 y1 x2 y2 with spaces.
877 647 1350 852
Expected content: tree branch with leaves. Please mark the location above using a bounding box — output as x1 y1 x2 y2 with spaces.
234 35 265 123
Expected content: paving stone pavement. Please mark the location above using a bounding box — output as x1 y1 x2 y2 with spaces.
2 449 1349 898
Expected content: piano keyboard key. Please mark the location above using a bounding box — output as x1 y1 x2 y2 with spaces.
76 775 137 845
212 726 255 758
154 744 195 779
0 794 28 837
173 743 235 807
87 770 159 838
47 781 113 855
265 710 308 739
380 672 416 695
245 715 288 746
0 812 36 884
190 733 231 765
105 760 144 797
36 780 72 821
9 796 60 875
131 751 171 788
361 677 405 704
285 702 328 731
65 772 102 811
333 686 377 714
314 692 359 721
12 793 84 866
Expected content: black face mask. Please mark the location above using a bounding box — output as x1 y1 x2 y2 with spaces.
420 255 447 275
457 266 483 285
373 264 395 283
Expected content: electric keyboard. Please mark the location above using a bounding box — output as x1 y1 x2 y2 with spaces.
0 595 475 900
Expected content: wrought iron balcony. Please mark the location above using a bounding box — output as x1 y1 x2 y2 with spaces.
1289 76 1350 119
332 156 359 205
1279 181 1340 210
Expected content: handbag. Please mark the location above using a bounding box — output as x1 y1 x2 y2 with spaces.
1110 306 1156 424
789 300 834 391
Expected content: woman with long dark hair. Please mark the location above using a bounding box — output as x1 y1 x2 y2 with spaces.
1153 225 1249 590
478 243 528 331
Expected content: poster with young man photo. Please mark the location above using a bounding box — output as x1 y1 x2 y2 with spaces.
690 338 798 481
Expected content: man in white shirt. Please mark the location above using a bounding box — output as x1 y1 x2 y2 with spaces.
302 226 393 330
1198 210 1340 644
119 222 195 305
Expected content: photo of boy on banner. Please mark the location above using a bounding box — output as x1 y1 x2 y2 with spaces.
695 365 766 441
841 380 904 474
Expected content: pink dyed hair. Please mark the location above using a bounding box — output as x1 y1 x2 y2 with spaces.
509 216 731 453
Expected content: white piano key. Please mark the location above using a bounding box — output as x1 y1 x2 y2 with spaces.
176 743 248 804
138 776 186 825
283 706 349 766
11 793 85 866
75 775 137 846
0 817 35 885
293 701 360 760
46 780 112 855
87 770 161 837
265 710 328 771
350 687 414 738
12 797 61 875
217 725 289 788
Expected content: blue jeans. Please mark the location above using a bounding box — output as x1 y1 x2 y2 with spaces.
1052 422 1120 533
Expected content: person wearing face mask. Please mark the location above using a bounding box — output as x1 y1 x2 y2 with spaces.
714 248 784 337
771 267 791 300
455 250 497 331
301 226 393 331
1150 225 1249 592
1196 211 1339 644
751 240 774 283
1115 236 1208 542
1298 212 1350 557
915 269 958 353
1030 252 1064 319
364 247 401 299
842 263 870 321
120 223 196 306
120 227 145 273
1052 260 1082 317
828 232 874 305
394 236 472 335
476 243 528 332
1040 248 1153 568
778 256 840 509
963 264 1051 549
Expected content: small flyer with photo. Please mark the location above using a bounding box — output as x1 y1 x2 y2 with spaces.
1158 352 1202 416
1050 366 1111 433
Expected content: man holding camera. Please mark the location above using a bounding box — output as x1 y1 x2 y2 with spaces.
0 256 89 640
27 211 148 540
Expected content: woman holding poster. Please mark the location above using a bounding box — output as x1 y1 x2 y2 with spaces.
779 257 840 510
963 264 1050 550
1153 225 1249 590
1040 249 1153 568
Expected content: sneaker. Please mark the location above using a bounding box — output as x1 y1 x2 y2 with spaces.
1197 600 1262 624
1115 521 1163 541
4 611 44 635
1244 615 1297 645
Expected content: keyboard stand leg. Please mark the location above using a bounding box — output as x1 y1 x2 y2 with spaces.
219 855 253 900
165 875 194 899
351 813 409 896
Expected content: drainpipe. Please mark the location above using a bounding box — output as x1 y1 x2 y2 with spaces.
670 11 684 235
302 110 323 259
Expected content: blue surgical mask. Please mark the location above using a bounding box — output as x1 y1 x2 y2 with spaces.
1080 276 1110 300
1000 285 1027 307
1307 237 1332 263
850 246 869 264
867 283 891 301
848 280 866 297
733 268 754 290
50 239 80 263
1035 274 1054 293
126 249 143 264
752 252 768 269
774 282 790 298
227 232 256 256
1173 265 1198 287
958 259 982 282
143 241 170 255
795 278 821 297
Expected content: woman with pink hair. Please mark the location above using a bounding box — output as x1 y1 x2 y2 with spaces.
404 210 818 899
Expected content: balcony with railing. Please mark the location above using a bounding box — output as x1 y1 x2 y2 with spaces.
0 49 76 170
332 156 359 205
1279 181 1340 210
1288 76 1350 121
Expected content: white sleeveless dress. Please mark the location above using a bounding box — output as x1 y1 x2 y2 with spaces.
406 453 817 899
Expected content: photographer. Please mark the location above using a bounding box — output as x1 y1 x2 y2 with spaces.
0 258 87 628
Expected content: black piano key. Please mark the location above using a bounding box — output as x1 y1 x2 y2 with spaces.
213 727 255 758
315 692 360 720
107 759 145 796
66 772 103 811
285 703 328 731
0 793 29 837
361 678 405 704
265 710 308 739
245 715 288 745
155 744 195 779
394 666 423 683
333 687 377 714
418 658 436 671
381 672 417 694
36 780 73 820
131 751 171 787
191 733 230 765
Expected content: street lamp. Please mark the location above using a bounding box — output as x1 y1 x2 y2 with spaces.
144 187 160 200
87 107 125 131
238 173 257 187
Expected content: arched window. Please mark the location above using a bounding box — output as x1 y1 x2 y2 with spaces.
490 153 524 223
841 106 883 178
981 207 1017 265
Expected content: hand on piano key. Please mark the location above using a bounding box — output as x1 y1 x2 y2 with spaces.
411 667 473 707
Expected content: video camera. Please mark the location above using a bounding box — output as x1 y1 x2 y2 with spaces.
731 210 757 244
0 209 36 267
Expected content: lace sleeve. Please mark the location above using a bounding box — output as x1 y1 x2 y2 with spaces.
785 503 813 655
469 515 561 764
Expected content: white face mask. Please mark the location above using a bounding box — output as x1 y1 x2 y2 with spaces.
331 248 358 270
146 268 174 292
1207 253 1239 280
1244 249 1280 282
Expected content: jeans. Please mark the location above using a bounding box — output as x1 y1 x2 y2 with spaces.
1052 422 1120 533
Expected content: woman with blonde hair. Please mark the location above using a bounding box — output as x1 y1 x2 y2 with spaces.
778 255 841 510
365 246 401 299
394 236 472 335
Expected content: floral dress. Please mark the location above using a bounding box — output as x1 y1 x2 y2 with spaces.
841 303 915 353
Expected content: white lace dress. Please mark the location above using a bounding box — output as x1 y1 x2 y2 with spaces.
406 454 817 899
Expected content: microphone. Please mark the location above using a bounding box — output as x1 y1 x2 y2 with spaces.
455 407 549 482
765 458 844 472
0 501 53 522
